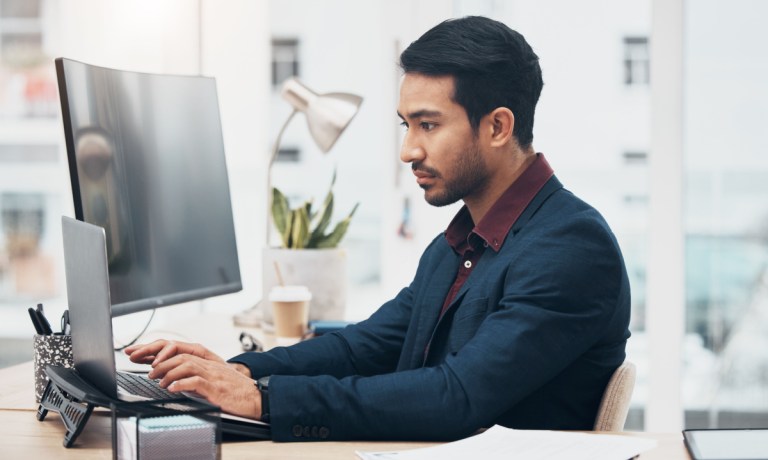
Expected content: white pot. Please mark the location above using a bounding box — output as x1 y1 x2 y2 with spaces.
262 247 347 324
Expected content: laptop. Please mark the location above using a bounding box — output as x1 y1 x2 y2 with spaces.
61 216 270 439
683 428 768 460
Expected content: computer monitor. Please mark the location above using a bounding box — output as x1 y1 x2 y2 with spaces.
55 58 242 317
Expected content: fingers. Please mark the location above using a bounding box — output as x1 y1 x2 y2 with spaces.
125 340 221 367
154 355 205 387
125 340 170 364
159 362 261 420
151 342 183 367
167 374 209 396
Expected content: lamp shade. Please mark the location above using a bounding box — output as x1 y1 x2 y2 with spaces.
280 78 363 153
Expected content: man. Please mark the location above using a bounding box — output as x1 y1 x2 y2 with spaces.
126 16 630 442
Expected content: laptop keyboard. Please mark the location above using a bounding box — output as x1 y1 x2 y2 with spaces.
117 371 179 400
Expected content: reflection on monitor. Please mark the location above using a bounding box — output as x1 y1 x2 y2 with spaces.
55 58 242 317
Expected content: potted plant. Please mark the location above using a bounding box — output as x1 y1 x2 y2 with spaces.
262 173 358 324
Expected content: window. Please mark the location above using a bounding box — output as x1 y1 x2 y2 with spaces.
275 146 300 163
0 192 54 300
0 0 41 18
0 0 57 118
623 151 648 165
683 0 768 429
624 37 650 85
271 38 299 87
0 144 57 163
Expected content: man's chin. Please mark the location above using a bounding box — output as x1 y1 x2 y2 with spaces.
423 189 460 207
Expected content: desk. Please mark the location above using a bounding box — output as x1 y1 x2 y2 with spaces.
0 344 690 458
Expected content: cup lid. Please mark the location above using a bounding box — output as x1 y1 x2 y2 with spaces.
268 285 312 302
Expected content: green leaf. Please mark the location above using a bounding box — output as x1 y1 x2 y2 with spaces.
273 170 358 249
308 192 334 246
271 187 291 247
304 199 315 221
315 202 359 249
290 207 311 249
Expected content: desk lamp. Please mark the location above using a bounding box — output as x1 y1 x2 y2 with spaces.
265 77 363 243
235 78 362 327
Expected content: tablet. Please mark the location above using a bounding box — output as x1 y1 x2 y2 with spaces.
683 428 768 460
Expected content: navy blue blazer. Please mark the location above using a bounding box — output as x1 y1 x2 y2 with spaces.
230 176 631 441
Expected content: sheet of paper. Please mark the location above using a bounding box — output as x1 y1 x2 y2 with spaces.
356 425 657 460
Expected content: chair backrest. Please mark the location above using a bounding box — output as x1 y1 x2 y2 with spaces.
593 361 636 431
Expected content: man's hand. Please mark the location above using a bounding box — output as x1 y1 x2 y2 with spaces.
125 340 225 367
150 353 262 420
124 340 259 418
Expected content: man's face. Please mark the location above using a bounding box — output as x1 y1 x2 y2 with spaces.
397 73 490 207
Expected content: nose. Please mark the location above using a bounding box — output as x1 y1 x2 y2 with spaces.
400 132 425 164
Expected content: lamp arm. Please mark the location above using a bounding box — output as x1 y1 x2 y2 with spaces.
269 109 297 169
266 109 298 246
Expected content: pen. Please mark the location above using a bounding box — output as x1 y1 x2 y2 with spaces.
35 303 54 335
61 310 71 335
28 307 45 335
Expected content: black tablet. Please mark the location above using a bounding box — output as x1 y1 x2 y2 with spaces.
683 428 768 460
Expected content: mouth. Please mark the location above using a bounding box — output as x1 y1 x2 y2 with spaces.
412 167 437 186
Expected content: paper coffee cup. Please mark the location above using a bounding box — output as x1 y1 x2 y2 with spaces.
269 285 312 341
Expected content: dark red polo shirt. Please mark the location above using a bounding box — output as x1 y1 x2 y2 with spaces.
440 153 554 317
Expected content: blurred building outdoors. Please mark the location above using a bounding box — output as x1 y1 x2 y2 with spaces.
0 0 766 431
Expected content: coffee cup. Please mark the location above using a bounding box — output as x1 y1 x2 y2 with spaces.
269 285 312 344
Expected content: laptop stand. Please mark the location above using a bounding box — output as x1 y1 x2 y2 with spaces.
37 365 195 448
38 374 96 447
37 365 108 447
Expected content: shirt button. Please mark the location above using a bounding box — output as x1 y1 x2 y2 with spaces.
464 260 472 269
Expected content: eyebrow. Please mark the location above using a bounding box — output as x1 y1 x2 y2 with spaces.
396 109 443 120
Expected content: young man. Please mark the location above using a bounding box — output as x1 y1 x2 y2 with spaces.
126 16 630 441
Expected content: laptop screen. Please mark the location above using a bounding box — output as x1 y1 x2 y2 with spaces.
62 216 119 398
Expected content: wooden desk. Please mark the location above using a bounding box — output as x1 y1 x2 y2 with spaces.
0 341 690 458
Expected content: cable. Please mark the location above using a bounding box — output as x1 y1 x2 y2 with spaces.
113 309 156 352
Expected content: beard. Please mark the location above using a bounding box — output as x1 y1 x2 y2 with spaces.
415 141 490 207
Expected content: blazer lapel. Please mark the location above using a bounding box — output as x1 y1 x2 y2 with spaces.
420 176 565 364
437 176 563 321
406 246 459 369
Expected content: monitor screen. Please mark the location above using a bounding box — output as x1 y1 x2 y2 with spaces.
55 58 242 317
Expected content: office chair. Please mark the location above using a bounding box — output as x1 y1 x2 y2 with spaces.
593 361 636 431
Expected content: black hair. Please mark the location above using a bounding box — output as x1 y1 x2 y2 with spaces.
399 16 543 148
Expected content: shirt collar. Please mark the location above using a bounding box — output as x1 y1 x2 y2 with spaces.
444 153 554 253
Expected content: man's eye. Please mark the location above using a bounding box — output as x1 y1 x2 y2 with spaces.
399 121 409 130
420 122 436 131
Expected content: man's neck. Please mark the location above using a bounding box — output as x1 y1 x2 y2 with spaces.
464 147 537 224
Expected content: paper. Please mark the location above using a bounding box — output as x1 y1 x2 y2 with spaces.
356 426 657 460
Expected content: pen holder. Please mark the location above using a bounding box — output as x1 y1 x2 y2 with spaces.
33 333 73 403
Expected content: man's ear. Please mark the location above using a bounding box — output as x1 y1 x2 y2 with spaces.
486 107 515 148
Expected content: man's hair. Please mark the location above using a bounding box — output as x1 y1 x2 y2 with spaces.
399 16 543 148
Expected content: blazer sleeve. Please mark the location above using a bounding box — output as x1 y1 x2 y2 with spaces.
264 210 629 441
227 236 448 381
228 283 415 379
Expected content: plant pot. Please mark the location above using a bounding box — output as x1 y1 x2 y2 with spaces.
262 247 347 325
